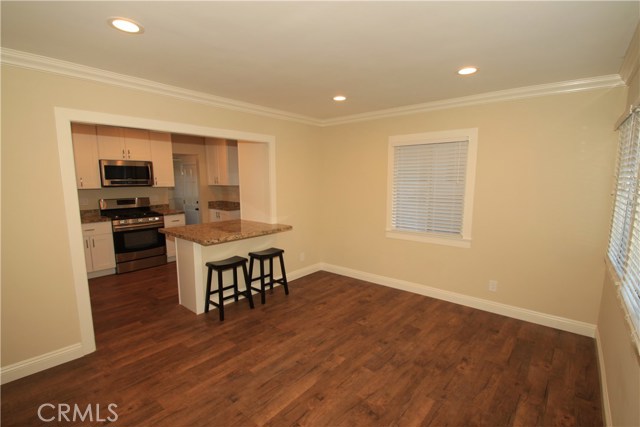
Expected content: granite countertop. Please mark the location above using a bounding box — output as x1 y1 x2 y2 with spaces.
152 206 185 216
80 210 110 224
159 220 292 246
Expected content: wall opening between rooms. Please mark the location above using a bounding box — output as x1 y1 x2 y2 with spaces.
55 107 278 355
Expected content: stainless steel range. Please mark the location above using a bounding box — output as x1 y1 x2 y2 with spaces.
99 197 166 274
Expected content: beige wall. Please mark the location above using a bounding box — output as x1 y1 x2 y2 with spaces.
319 88 624 324
598 266 640 426
622 22 639 110
1 65 323 366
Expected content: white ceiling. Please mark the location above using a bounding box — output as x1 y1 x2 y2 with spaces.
2 1 638 121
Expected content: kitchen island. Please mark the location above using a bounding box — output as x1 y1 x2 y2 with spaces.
160 220 292 314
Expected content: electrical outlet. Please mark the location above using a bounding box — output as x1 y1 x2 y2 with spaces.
488 280 498 292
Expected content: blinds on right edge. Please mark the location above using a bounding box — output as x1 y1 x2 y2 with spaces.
607 109 640 348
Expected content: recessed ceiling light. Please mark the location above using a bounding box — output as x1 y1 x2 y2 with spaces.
108 17 144 34
333 95 347 102
457 67 478 76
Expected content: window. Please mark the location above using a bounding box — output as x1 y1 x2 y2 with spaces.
607 108 640 349
387 128 478 248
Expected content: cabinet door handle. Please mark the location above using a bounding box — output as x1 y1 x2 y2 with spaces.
84 228 95 232
122 149 126 159
85 240 89 249
80 177 83 188
127 149 131 159
92 239 95 248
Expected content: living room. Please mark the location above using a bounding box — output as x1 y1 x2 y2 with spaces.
2 2 639 425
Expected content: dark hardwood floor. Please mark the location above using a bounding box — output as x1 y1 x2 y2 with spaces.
2 263 603 426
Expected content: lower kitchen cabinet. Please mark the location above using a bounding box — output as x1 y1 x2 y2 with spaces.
209 209 240 222
164 214 186 261
82 222 116 277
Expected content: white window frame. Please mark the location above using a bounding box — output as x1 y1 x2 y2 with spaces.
386 128 478 248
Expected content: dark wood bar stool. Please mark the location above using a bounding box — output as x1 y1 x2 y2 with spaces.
248 247 289 304
205 256 254 321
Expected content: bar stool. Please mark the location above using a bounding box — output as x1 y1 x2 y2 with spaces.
248 247 289 304
205 256 254 321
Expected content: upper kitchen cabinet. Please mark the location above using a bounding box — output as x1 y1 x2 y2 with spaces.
71 123 101 189
149 131 175 187
205 138 239 185
97 125 151 161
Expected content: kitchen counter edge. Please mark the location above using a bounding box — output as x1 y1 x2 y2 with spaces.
159 220 292 246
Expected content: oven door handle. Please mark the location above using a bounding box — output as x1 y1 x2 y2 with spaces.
113 223 163 232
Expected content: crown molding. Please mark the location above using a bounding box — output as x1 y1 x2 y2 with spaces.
1 48 626 128
0 48 322 126
321 74 626 126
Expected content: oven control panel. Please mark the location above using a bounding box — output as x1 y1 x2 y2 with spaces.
113 216 163 227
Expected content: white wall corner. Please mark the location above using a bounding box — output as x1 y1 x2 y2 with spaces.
287 263 325 282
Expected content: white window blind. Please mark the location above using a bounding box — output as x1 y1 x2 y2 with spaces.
607 109 640 348
387 128 477 248
391 140 468 235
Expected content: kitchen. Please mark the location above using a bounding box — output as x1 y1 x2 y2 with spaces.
74 122 268 279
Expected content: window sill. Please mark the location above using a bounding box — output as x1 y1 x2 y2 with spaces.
386 230 471 248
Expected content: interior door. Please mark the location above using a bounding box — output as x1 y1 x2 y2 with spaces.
181 162 200 225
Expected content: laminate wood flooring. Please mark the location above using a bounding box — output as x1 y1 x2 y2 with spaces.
1 263 603 426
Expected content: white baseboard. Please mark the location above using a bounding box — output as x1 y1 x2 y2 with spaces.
1 343 85 385
594 328 613 426
318 263 597 337
87 268 115 279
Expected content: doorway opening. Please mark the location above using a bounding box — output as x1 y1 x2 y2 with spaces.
172 154 201 225
52 107 276 367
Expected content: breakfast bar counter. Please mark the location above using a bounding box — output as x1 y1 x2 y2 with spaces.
160 220 292 314
160 220 292 246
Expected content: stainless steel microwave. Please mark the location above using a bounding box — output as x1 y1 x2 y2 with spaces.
99 159 153 187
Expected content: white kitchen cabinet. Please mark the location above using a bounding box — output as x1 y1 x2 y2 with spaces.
164 214 186 260
82 222 116 277
205 138 239 185
71 123 101 189
149 131 175 187
97 125 151 161
209 209 240 222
